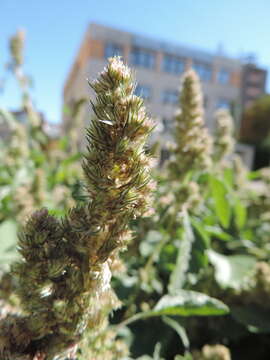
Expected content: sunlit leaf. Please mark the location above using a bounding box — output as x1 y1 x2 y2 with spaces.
207 249 256 289
168 211 194 293
153 291 229 316
234 198 247 230
210 176 231 228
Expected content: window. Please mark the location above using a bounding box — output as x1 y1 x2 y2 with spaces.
163 55 185 74
193 62 212 82
247 71 264 84
217 68 230 84
104 43 123 59
135 84 151 100
216 98 230 109
162 90 178 105
130 47 156 69
246 87 262 97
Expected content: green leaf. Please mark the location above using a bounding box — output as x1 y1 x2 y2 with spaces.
223 167 234 187
207 250 256 289
168 211 194 293
247 170 261 180
205 225 232 241
62 153 81 166
234 198 247 230
0 220 19 265
210 176 231 228
117 291 229 330
153 291 229 316
162 316 190 350
174 354 193 360
191 218 210 248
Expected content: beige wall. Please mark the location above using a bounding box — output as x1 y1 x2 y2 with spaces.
63 23 243 147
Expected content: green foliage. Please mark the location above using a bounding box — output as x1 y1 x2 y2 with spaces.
241 94 270 143
168 212 195 293
209 176 231 229
208 250 256 289
153 291 229 316
0 220 19 266
1 32 270 360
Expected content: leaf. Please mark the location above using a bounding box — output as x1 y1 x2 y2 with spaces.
247 170 261 180
62 153 81 166
234 198 247 230
153 291 229 316
223 167 234 187
162 316 190 350
210 176 231 228
0 220 19 265
118 291 229 330
207 250 256 289
205 225 232 241
191 218 210 248
168 211 194 293
174 354 193 360
139 230 163 257
153 343 164 360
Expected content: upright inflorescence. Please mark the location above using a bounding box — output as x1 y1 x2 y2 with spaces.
169 69 212 180
9 29 25 67
164 69 212 218
0 57 154 360
213 108 235 163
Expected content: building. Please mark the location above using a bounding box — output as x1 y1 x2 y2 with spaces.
239 64 267 142
63 23 266 158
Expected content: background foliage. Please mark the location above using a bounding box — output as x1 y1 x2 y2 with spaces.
1 31 270 360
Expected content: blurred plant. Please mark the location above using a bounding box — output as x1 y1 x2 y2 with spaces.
213 108 235 164
9 29 25 68
240 94 270 144
63 98 88 153
193 344 231 360
0 30 82 231
168 68 212 180
2 30 270 360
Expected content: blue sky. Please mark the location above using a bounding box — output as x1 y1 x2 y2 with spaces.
0 0 270 123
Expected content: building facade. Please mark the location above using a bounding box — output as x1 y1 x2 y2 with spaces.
63 23 266 157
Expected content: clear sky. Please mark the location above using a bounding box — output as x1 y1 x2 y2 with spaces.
1 0 269 123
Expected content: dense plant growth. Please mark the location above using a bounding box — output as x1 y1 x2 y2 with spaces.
1 31 270 360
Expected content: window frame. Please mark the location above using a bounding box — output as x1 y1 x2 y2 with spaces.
162 89 179 105
193 62 212 82
217 68 230 85
104 43 123 59
162 54 185 75
130 47 156 69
